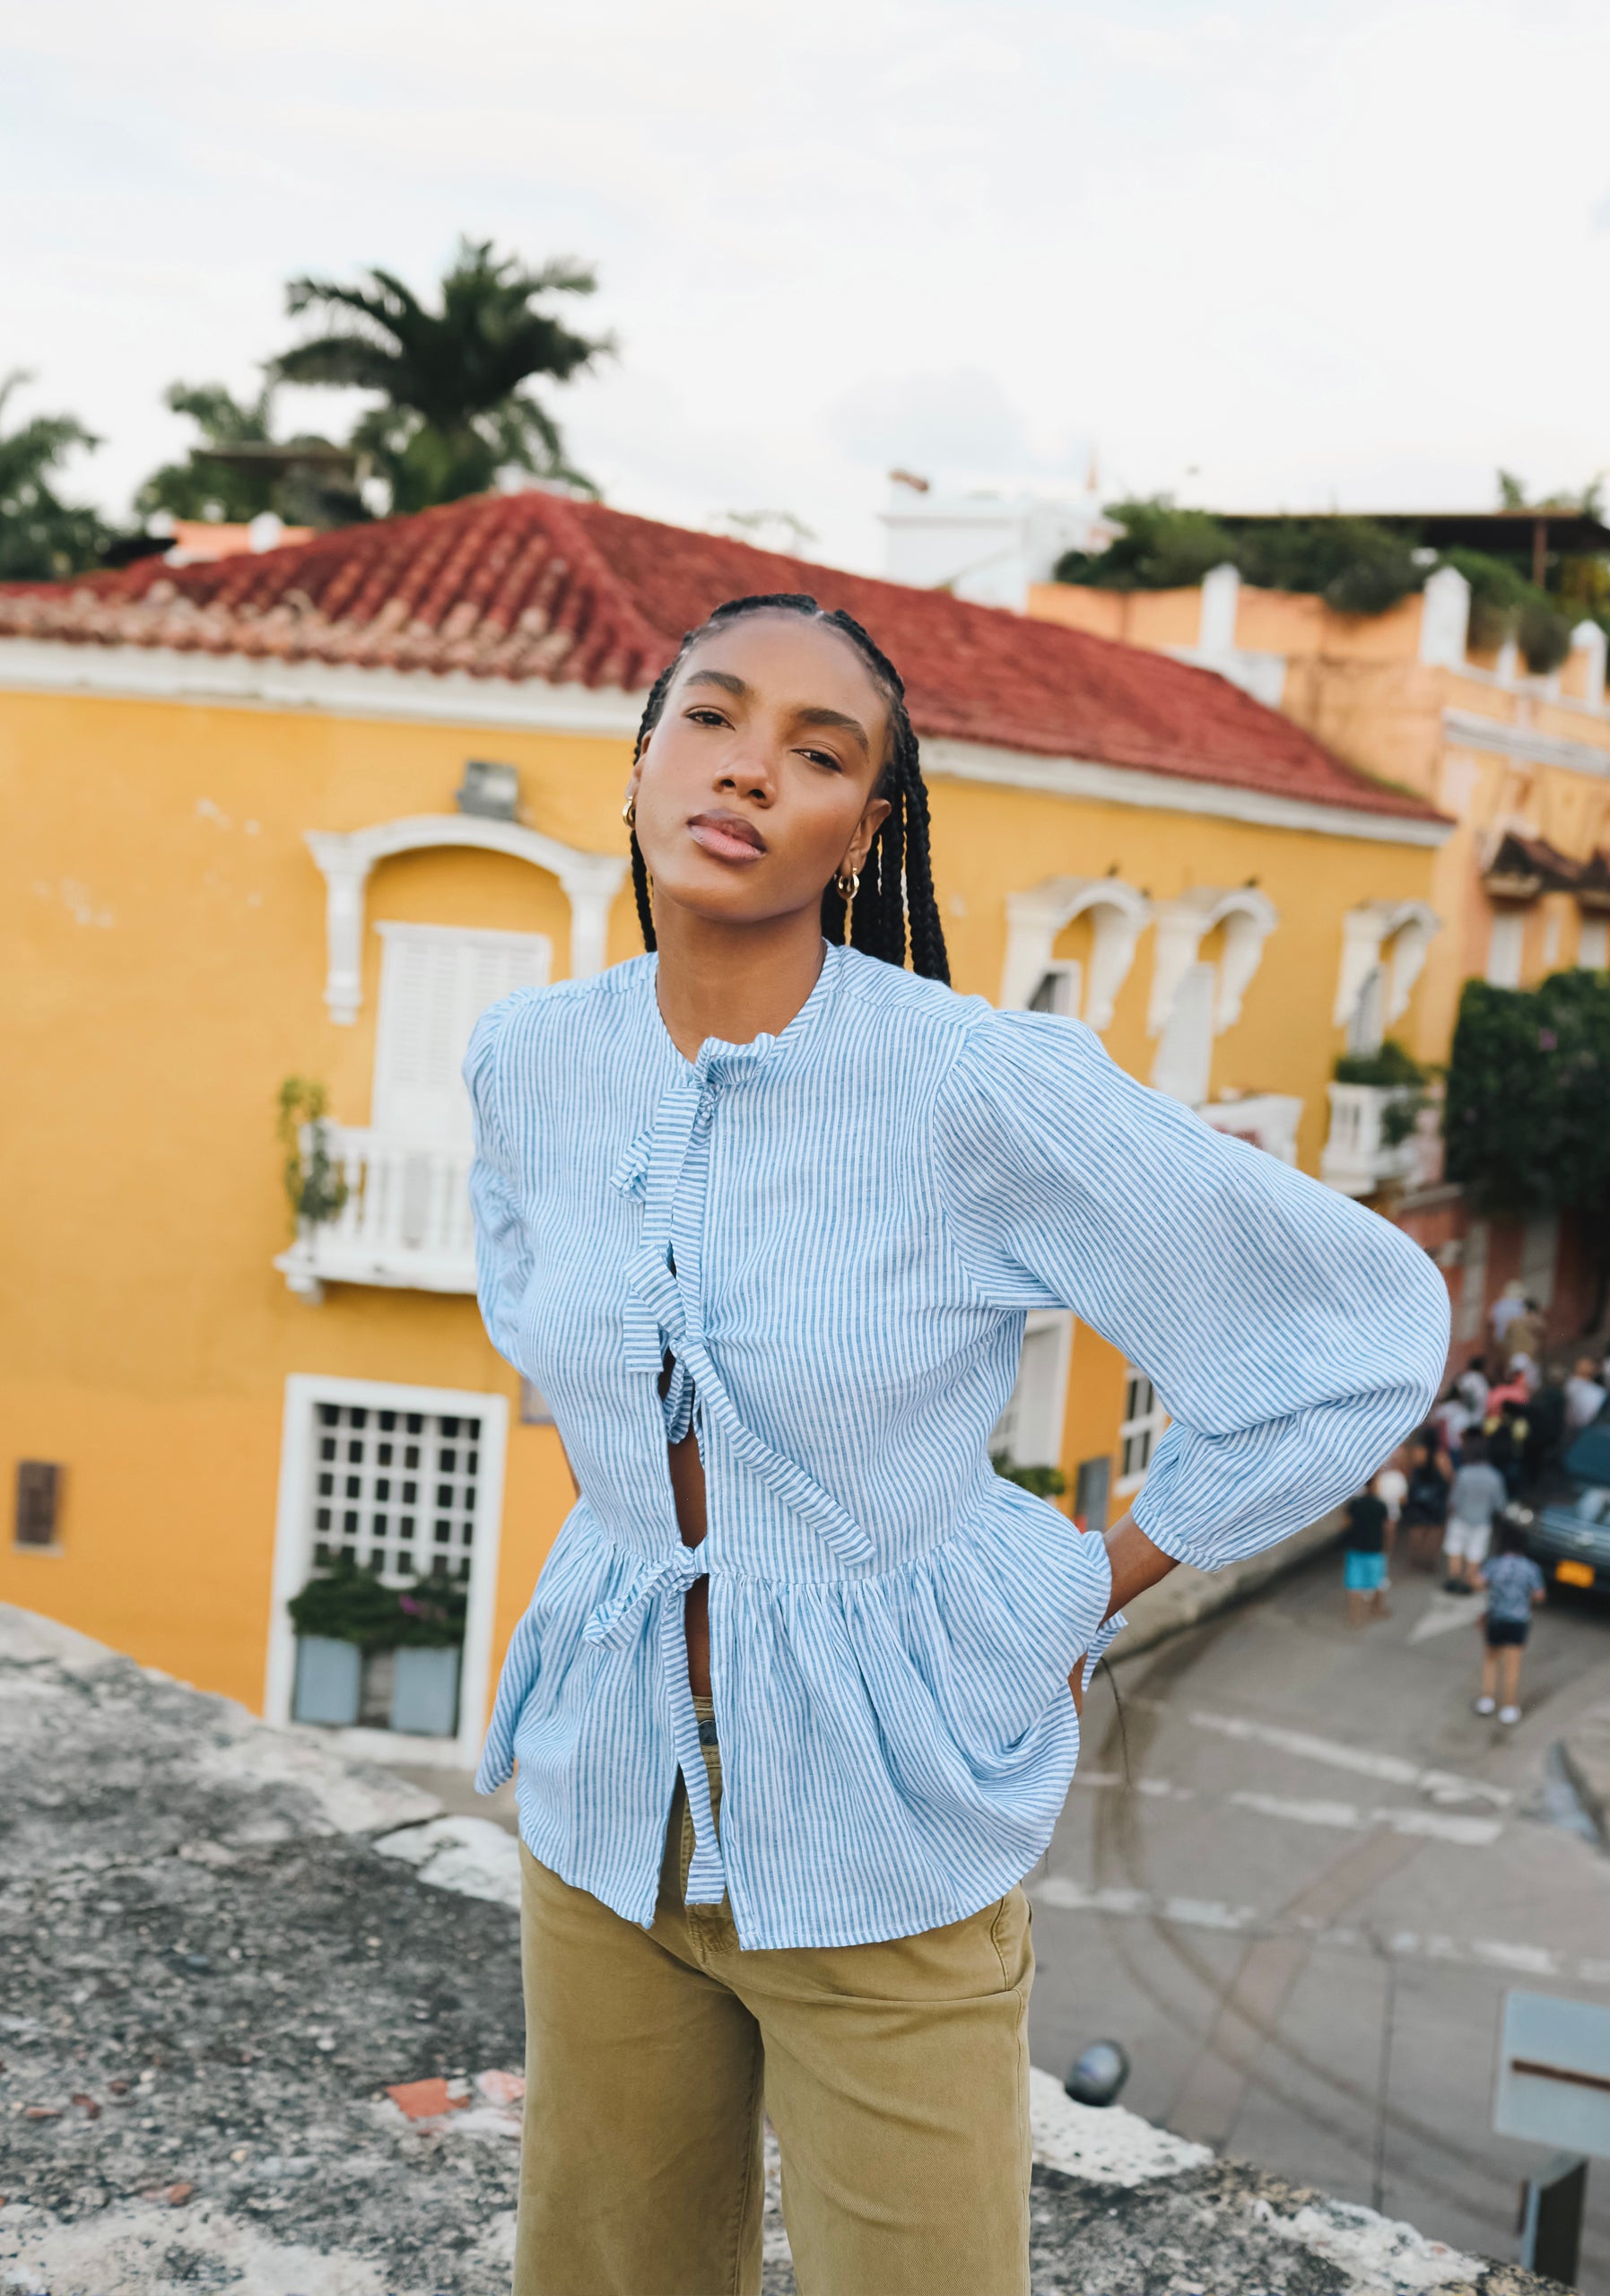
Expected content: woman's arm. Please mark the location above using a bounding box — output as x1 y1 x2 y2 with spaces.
936 1011 1449 1584
1070 1510 1177 1713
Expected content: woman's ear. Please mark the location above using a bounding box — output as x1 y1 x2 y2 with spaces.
843 795 892 874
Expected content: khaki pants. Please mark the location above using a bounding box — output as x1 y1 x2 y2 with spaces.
515 1706 1033 2296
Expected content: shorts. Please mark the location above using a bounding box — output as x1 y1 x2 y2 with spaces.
1344 1551 1387 1591
1443 1517 1492 1565
1484 1616 1529 1648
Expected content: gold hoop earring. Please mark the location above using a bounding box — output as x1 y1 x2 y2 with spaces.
622 796 637 829
835 867 860 900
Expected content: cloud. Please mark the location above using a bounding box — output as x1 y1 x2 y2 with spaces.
4 0 1610 574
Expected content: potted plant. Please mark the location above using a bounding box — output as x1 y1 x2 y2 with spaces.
288 1557 466 1736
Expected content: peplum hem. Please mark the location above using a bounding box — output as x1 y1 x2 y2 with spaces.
481 1491 1116 1948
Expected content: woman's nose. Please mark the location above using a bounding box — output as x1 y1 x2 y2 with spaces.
718 752 774 803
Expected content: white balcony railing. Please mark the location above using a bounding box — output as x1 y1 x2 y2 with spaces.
1198 1092 1302 1166
274 1127 476 1302
1318 1083 1440 1197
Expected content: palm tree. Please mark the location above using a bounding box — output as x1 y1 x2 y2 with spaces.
271 237 612 515
135 380 365 530
0 371 106 580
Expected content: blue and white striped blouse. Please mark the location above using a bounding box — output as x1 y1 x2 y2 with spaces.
468 943 1448 1949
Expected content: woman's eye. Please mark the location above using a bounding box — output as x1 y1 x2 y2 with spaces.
685 707 727 726
800 748 842 772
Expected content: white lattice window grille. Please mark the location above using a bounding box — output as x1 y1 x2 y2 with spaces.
265 1375 509 1765
310 1398 483 1586
373 921 550 1144
1118 1366 1167 1493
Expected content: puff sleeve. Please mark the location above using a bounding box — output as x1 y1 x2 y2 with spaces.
934 1008 1449 1572
464 998 535 1374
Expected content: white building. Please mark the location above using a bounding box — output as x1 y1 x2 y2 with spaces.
880 470 1118 611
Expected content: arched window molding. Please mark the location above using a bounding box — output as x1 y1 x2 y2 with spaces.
1000 874 1153 1028
1146 886 1279 1040
1331 900 1440 1044
306 813 627 1024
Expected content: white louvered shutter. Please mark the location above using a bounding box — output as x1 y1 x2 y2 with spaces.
372 923 550 1144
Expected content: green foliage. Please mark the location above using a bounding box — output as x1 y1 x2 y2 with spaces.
289 1553 467 1649
1235 517 1423 615
1055 497 1238 592
273 236 613 514
1442 549 1571 670
1496 468 1605 519
1333 1039 1426 1088
0 370 108 579
276 1077 347 1231
991 1453 1067 1499
1054 499 1422 615
1445 974 1610 1227
134 380 365 530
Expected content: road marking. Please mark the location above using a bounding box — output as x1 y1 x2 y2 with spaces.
1227 1791 1503 1847
1186 1709 1511 1806
1075 1775 1503 1844
1075 1771 1195 1800
1408 1593 1483 1645
1031 1876 1608 1987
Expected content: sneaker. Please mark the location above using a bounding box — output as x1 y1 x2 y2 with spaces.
1499 1705 1521 1726
1474 1695 1496 1716
1442 1578 1464 1594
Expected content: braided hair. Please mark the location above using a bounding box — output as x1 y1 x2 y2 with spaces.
627 593 949 984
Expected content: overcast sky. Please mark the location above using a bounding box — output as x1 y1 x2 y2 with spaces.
7 0 1610 572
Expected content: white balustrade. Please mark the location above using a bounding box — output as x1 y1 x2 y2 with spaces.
274 1126 477 1301
1318 1083 1426 1197
1198 1093 1303 1165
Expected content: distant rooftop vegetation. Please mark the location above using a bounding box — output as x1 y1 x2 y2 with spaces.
1053 477 1610 674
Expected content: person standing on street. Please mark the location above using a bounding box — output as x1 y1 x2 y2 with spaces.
1444 1433 1508 1592
1524 1363 1567 1485
1474 1517 1545 1724
1564 1355 1607 1436
1456 1354 1491 1419
1342 1486 1390 1625
1373 1450 1407 1584
1401 1432 1451 1572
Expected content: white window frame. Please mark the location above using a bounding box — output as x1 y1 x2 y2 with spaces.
1029 961 1083 1019
371 918 551 1145
1486 909 1525 988
1580 915 1608 970
990 1309 1074 1472
1117 1365 1168 1495
264 1373 509 1769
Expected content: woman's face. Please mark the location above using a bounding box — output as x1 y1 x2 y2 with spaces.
627 613 892 932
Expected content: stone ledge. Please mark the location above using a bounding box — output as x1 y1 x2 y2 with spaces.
0 1605 1553 2296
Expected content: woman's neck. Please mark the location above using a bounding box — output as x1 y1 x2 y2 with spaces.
652 900 828 1064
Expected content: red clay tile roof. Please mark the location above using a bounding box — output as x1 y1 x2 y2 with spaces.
0 491 1440 822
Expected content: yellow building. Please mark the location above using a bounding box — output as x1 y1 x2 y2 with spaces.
1033 555 1610 1347
1 491 1448 1759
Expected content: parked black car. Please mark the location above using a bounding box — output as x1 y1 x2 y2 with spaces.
1529 1420 1610 1601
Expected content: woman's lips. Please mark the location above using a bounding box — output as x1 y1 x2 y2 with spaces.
687 813 767 864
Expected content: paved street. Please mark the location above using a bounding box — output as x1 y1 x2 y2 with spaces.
1029 1543 1610 2290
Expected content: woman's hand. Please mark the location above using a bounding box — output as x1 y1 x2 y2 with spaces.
1068 1508 1177 1717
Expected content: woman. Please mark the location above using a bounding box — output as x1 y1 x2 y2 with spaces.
467 593 1449 2296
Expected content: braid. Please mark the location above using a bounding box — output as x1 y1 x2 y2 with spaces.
626 658 679 952
626 593 950 983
